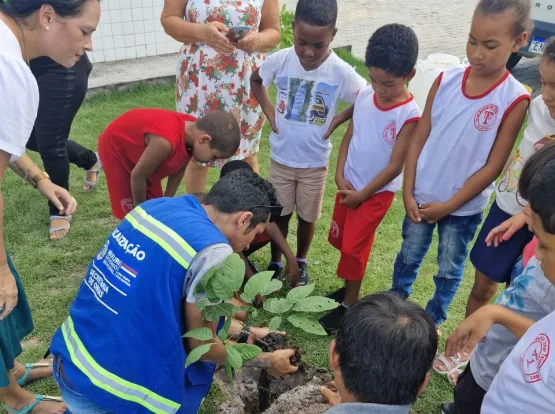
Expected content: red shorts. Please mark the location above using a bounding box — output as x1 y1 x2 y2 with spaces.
328 191 395 281
100 152 163 220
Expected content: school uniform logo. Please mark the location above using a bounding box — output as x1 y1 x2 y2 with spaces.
120 198 135 214
520 333 550 383
330 220 340 239
474 104 499 131
383 122 397 145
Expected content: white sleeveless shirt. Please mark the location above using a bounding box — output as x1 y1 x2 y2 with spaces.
344 86 421 194
414 67 530 216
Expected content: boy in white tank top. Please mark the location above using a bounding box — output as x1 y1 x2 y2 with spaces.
443 143 555 414
319 24 421 332
391 0 530 340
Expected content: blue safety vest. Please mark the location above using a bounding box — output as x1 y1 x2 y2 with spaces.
50 196 229 413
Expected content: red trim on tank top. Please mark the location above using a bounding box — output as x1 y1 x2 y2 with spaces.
500 94 531 125
373 93 415 112
461 66 510 100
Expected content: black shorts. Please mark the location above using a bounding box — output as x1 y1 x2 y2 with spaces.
470 200 533 283
453 364 487 414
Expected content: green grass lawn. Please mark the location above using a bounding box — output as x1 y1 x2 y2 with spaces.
7 53 503 414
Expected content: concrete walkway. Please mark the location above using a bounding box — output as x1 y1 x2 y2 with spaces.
88 0 541 96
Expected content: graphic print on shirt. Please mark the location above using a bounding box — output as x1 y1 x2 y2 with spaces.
498 134 555 203
520 333 550 383
496 263 536 310
85 231 145 314
275 76 338 127
474 104 499 131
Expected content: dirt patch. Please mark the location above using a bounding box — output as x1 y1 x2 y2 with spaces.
217 334 332 413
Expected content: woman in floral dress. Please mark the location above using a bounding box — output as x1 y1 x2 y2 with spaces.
162 0 281 193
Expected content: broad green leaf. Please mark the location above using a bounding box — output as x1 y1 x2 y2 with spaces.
185 343 213 368
200 267 218 288
224 254 246 291
263 279 283 296
218 317 232 342
226 344 243 370
183 327 213 341
251 309 259 320
196 297 210 311
194 282 206 296
211 273 235 301
292 297 339 313
243 271 274 301
240 293 253 305
287 313 327 336
268 316 282 331
206 283 221 303
203 303 235 322
225 360 234 383
232 343 263 361
264 298 294 314
286 284 315 304
237 306 252 313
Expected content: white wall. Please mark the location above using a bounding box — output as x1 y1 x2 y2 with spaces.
89 0 183 63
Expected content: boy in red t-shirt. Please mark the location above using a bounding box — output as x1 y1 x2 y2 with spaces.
98 108 240 219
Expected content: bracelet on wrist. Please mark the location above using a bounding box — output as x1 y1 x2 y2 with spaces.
23 163 36 184
30 171 50 188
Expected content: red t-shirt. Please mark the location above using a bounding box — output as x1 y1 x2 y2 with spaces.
99 108 194 181
523 236 539 268
252 231 271 245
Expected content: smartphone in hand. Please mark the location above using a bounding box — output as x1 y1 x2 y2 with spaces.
227 26 251 42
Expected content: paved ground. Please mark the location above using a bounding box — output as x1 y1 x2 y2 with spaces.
90 0 542 98
282 0 542 97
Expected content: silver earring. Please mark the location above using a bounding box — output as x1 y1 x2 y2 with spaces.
46 25 50 30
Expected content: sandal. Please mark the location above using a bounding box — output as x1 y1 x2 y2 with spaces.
83 152 103 193
448 368 463 387
49 215 72 240
433 352 469 375
17 362 53 386
6 395 64 414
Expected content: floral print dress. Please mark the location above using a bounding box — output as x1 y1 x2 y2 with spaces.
177 0 266 168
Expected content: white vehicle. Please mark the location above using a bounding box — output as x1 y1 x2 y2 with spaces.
508 1 555 69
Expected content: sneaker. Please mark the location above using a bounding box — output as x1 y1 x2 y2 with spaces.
296 261 309 286
319 305 347 334
440 402 455 414
326 287 346 303
267 262 283 280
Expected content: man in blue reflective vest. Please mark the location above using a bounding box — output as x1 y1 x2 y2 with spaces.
50 169 298 413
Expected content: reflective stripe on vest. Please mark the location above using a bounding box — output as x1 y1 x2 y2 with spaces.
125 206 197 269
61 317 180 414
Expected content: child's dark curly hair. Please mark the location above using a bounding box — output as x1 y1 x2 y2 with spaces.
295 0 337 28
519 142 555 235
365 24 419 78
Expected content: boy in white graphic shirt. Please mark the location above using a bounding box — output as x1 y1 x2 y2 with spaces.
251 0 366 286
320 24 421 332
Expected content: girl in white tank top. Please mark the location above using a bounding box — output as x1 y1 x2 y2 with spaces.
392 0 532 340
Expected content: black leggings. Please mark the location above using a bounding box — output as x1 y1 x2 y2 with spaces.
26 54 98 216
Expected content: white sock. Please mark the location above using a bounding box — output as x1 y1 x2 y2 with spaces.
341 302 350 309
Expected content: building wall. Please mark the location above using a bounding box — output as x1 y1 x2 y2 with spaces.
88 0 183 63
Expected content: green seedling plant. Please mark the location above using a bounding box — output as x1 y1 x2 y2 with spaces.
183 253 338 382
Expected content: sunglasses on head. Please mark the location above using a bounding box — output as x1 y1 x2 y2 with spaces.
250 205 283 223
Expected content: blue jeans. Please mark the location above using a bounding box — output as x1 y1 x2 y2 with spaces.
53 356 114 414
391 214 482 326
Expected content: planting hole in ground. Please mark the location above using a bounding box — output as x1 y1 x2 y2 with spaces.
216 333 333 414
